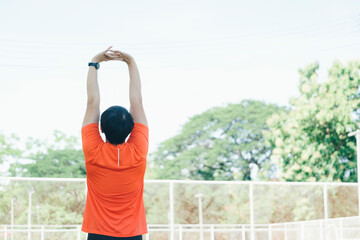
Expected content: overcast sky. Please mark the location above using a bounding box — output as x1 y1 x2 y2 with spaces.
1 0 360 153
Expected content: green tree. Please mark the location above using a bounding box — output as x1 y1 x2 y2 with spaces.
0 133 22 166
150 100 284 180
266 61 360 182
9 130 86 177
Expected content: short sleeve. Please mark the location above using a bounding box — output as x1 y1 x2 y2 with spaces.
127 123 149 158
82 123 104 159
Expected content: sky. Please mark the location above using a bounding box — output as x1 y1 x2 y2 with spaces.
1 0 360 153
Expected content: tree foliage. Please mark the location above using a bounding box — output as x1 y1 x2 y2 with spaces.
265 61 360 182
0 133 22 166
8 130 86 178
150 100 284 180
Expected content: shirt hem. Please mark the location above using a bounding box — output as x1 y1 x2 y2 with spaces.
82 227 148 238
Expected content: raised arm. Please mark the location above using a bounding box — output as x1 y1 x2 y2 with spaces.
107 50 148 126
82 47 112 127
128 58 148 126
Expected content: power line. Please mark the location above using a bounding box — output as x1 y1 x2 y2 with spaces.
0 14 358 51
0 14 359 68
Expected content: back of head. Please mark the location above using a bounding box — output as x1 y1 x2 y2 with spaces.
100 106 134 145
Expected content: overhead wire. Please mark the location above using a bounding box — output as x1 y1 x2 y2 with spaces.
0 14 360 68
0 13 359 50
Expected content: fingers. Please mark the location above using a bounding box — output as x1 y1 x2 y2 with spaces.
104 46 113 52
105 53 118 58
105 53 117 57
100 46 113 57
104 53 123 61
100 47 126 61
104 53 113 61
109 49 121 54
104 53 112 60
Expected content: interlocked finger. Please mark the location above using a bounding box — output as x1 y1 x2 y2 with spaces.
109 50 122 54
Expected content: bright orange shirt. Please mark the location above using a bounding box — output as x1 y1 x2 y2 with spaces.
81 122 149 237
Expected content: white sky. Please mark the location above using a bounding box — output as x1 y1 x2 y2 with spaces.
1 0 360 153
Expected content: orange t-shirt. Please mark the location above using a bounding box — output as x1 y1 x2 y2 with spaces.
81 122 149 237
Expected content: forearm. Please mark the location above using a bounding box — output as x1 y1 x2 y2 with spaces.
128 59 142 105
86 66 100 106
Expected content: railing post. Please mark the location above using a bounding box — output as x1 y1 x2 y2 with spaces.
241 225 245 240
301 222 305 240
323 183 328 219
210 225 215 240
325 219 329 240
339 218 343 240
284 223 288 240
249 183 254 240
41 225 44 240
28 188 35 240
320 221 323 240
169 181 174 240
179 225 182 240
268 225 272 240
11 198 14 240
146 232 150 240
195 193 203 240
77 225 81 240
4 225 7 240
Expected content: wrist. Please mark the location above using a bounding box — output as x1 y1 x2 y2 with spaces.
126 57 135 65
91 58 100 63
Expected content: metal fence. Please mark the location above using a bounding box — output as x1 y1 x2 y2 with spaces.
147 217 360 240
0 177 358 240
1 217 360 240
0 225 84 240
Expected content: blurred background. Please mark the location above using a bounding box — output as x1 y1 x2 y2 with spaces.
1 0 359 181
1 0 360 239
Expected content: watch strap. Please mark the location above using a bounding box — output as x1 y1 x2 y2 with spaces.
88 62 100 70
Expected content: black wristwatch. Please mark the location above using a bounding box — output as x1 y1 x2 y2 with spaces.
88 62 100 70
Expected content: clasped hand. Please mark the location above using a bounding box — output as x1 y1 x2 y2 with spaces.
91 46 134 64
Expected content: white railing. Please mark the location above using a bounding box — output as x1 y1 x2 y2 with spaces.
264 216 360 240
1 217 359 240
0 225 84 240
0 177 358 240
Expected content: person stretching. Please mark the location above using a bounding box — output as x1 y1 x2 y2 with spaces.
81 47 148 240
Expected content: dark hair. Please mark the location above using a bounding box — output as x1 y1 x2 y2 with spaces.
100 106 134 145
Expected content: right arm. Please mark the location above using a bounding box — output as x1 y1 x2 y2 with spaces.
82 46 112 127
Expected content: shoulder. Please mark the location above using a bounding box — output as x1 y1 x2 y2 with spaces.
133 122 149 134
82 123 99 132
125 122 149 158
128 123 149 142
82 123 104 156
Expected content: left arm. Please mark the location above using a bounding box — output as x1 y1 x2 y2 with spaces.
82 47 112 127
105 49 148 126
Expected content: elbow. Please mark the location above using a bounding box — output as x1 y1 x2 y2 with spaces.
87 98 100 107
130 97 143 106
